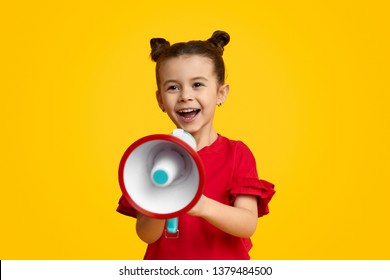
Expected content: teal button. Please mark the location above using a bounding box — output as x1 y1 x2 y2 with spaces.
152 169 168 185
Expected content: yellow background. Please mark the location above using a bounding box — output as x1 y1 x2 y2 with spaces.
1 1 389 259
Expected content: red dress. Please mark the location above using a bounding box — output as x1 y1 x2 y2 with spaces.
117 134 275 259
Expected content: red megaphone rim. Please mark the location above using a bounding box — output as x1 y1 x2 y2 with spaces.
118 134 205 219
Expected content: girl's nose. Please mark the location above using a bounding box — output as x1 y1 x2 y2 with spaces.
179 87 194 102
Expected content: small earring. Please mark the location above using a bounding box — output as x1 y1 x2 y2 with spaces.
217 102 222 107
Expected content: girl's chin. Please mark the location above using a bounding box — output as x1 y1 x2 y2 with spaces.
174 118 198 130
174 123 199 135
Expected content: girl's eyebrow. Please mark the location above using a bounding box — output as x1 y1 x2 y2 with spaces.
191 76 208 81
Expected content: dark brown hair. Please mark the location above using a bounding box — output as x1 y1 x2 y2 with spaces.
150 31 230 86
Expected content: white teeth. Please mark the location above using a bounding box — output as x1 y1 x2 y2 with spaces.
178 109 198 113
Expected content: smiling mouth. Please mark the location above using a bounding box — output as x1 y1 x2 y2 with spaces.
176 108 201 120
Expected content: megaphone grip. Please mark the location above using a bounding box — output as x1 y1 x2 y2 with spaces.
166 218 178 234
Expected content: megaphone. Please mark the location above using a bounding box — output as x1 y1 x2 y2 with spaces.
118 129 205 237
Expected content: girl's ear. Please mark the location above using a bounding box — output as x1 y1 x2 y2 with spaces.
156 90 165 112
217 83 229 106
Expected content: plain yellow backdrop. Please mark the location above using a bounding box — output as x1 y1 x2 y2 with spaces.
1 1 389 259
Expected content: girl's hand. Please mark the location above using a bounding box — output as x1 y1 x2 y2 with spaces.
136 213 166 244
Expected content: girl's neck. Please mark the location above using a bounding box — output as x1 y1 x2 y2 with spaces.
191 129 218 151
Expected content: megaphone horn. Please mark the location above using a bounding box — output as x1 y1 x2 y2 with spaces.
118 129 205 226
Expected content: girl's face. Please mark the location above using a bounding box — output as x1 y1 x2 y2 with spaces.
156 55 229 140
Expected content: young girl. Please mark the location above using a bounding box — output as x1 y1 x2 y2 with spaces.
117 31 275 260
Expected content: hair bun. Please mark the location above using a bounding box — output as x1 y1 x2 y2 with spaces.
150 38 170 62
207 30 230 55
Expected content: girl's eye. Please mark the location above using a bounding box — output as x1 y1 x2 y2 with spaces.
167 85 179 91
193 82 203 88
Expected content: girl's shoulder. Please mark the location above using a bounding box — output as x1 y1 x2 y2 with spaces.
218 134 254 155
199 134 256 165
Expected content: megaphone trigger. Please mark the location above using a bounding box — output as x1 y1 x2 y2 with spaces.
165 217 180 238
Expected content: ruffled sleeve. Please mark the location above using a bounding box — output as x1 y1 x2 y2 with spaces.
116 195 137 218
228 178 275 217
226 141 275 217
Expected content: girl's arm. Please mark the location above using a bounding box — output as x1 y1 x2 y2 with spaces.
188 194 258 238
136 213 165 244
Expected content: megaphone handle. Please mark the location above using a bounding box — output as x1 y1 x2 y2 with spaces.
166 218 178 233
165 218 179 238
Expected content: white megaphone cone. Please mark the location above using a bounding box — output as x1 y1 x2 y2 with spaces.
118 129 204 238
